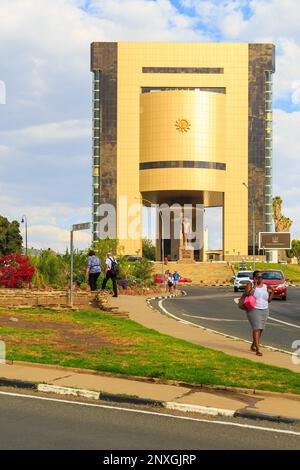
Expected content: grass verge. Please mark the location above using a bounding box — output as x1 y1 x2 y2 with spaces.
0 307 300 394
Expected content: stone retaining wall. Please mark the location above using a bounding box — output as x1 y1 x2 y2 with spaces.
0 289 99 310
0 289 129 317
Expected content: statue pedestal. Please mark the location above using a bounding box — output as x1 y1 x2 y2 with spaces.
178 247 195 264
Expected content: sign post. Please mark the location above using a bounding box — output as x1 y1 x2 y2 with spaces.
70 222 91 307
259 232 291 251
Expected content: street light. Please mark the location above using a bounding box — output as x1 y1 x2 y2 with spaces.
242 182 255 270
135 196 165 281
21 215 28 256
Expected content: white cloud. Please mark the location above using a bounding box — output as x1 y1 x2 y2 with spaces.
0 0 208 251
27 225 91 252
0 0 299 252
273 108 300 237
0 119 90 145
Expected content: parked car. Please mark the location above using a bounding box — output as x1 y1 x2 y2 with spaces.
178 276 192 283
261 270 287 300
123 255 143 262
233 271 253 292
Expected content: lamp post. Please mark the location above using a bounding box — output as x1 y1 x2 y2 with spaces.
135 196 164 281
242 182 255 270
21 215 28 256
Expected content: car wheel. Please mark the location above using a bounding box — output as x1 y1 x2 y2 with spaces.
234 287 238 292
282 295 287 301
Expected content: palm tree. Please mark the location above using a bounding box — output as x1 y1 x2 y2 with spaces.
272 196 292 261
272 196 283 232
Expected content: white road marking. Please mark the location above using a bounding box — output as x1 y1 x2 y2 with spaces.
233 298 300 330
182 313 246 322
268 316 300 330
0 390 300 437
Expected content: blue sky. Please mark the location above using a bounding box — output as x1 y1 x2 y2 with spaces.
0 0 299 252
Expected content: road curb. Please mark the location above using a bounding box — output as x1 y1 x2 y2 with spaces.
165 401 235 417
146 290 186 308
99 392 164 407
0 377 37 390
153 293 294 356
233 409 300 424
1 378 300 424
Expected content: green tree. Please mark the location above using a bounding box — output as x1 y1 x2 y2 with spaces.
132 257 154 283
287 239 300 263
93 238 122 266
0 215 23 257
142 238 156 261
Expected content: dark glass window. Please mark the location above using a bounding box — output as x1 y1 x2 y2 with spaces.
265 167 272 176
265 101 272 111
94 70 101 81
139 161 226 171
141 86 226 94
142 67 224 74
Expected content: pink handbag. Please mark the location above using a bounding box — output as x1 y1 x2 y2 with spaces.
243 295 256 311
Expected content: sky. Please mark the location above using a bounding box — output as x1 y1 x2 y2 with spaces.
0 0 299 252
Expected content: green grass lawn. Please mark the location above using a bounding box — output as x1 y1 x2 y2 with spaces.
0 307 300 394
234 262 300 282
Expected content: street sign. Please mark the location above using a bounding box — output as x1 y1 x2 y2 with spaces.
72 222 91 232
259 232 291 250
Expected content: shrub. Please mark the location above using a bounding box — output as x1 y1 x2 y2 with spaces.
0 253 35 288
142 238 156 261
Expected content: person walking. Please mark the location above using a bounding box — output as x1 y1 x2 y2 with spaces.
167 274 174 293
86 250 101 291
245 270 274 356
173 270 180 290
101 252 119 297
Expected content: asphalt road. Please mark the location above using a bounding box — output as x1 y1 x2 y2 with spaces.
153 286 300 353
0 391 300 450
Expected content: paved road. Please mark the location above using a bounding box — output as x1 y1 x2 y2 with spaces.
153 286 300 353
0 391 300 449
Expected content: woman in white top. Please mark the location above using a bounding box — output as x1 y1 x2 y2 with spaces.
245 270 274 356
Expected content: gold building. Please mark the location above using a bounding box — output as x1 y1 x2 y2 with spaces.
91 42 275 261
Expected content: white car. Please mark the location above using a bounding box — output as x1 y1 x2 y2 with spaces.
233 271 253 292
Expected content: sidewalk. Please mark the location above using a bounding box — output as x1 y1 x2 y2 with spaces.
1 361 300 422
1 292 300 423
109 294 300 373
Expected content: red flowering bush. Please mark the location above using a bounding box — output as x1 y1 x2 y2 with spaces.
0 253 35 288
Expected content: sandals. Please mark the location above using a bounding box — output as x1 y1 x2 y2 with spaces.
251 344 263 356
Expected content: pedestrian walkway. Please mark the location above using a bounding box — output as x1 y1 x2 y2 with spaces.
109 294 300 373
1 293 300 423
1 361 300 421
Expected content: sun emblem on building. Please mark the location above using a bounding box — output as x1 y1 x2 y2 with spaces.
175 118 191 133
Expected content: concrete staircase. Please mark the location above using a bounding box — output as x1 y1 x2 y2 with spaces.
153 262 234 285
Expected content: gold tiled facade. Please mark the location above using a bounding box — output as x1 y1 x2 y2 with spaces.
91 42 275 259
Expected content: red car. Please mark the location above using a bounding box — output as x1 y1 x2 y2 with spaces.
154 274 192 284
261 270 287 300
